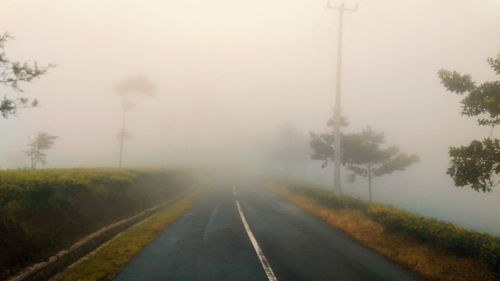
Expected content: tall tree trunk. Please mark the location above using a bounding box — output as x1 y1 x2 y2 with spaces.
368 164 372 202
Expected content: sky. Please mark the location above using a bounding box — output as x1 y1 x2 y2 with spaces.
0 0 499 234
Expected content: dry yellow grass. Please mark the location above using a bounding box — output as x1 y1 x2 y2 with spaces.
271 187 499 281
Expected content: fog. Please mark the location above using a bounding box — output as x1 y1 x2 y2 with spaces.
1 0 499 234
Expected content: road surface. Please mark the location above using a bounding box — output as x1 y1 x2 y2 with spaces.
113 185 424 281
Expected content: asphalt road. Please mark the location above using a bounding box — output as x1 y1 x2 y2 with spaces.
113 185 424 281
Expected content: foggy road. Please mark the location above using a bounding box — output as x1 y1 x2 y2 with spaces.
112 185 424 281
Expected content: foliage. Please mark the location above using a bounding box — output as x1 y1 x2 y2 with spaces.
276 179 500 271
24 132 58 169
0 168 191 278
0 33 52 118
438 54 500 191
487 54 500 75
341 127 419 178
446 138 500 192
309 131 335 168
309 115 349 168
438 55 499 126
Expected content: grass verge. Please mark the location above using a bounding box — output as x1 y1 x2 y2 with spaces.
50 190 203 281
270 185 499 281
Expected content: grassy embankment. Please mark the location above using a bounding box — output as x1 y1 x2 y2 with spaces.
0 168 195 278
268 179 500 281
51 190 203 281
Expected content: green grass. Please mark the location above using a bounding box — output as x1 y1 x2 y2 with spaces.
52 190 203 281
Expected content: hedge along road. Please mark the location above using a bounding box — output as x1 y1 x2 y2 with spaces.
112 185 424 281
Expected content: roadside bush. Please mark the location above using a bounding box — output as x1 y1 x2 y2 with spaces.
367 205 492 258
276 179 500 272
0 168 192 278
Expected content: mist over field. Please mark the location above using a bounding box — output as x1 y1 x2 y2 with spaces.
0 0 499 235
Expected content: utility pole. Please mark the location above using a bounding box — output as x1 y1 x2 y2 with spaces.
328 1 357 194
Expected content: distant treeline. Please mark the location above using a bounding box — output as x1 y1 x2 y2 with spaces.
0 168 193 279
272 179 500 272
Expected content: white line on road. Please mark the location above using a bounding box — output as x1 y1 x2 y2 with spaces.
235 199 278 281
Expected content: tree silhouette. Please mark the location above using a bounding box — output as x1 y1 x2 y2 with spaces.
310 120 418 202
114 75 155 167
0 33 52 118
24 132 57 169
438 54 499 192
